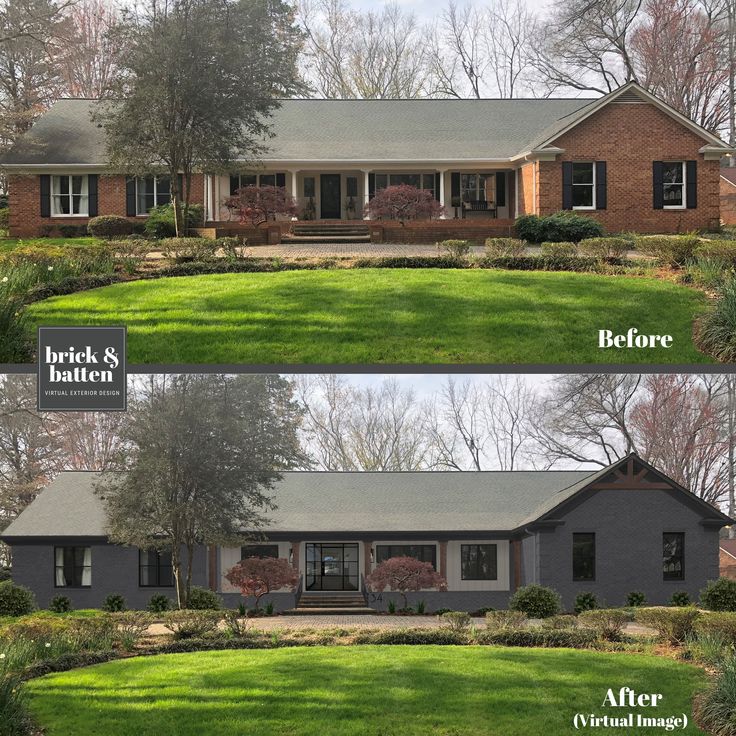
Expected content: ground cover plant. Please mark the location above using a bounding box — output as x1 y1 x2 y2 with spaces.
24 269 711 364
23 646 707 736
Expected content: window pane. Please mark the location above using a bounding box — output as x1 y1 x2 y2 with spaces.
461 544 497 580
662 162 683 184
55 546 91 587
572 185 594 208
375 544 436 569
155 177 171 206
375 174 388 191
71 176 86 195
663 533 684 580
304 177 315 198
241 544 279 559
422 174 435 191
260 174 276 187
53 196 70 215
572 163 594 184
663 184 683 207
573 533 595 581
346 177 358 197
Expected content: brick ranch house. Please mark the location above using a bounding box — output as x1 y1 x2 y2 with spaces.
1 81 734 243
2 454 731 613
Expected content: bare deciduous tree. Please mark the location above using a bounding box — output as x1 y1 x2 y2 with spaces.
300 0 433 98
297 375 434 470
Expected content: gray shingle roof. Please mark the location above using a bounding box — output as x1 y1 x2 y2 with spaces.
2 469 598 538
0 97 597 166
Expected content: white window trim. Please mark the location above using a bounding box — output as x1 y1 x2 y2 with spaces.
135 176 171 216
50 174 89 217
663 161 687 210
571 162 596 210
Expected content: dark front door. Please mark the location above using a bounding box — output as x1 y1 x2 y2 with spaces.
320 174 341 219
306 543 359 591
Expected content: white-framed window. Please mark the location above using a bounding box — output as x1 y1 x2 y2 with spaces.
136 176 171 215
572 162 595 209
54 546 91 587
662 162 686 209
51 175 89 216
460 173 494 203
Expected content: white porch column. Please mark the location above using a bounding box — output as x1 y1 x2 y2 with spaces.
438 169 447 219
362 169 371 220
290 170 298 199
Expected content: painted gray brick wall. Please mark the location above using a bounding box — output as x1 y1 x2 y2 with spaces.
10 541 208 609
537 488 721 610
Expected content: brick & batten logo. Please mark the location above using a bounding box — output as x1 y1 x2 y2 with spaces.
37 326 127 411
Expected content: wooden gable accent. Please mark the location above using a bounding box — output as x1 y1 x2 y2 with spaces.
588 456 674 490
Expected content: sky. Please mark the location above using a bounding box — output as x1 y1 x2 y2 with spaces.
349 0 553 21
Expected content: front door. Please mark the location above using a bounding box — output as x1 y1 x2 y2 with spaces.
320 174 341 219
306 543 359 591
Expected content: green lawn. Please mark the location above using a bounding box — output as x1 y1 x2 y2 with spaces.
26 269 711 364
25 646 706 736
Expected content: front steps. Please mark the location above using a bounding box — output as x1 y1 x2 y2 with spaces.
285 592 375 615
282 223 371 244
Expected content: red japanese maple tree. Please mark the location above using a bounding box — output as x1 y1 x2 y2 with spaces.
225 556 299 609
223 185 298 226
363 184 444 224
365 556 447 610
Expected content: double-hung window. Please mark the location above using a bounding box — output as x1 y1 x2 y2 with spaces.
460 173 494 203
55 546 91 587
662 162 686 208
139 549 174 587
572 163 595 209
51 175 89 216
663 532 685 580
136 176 171 215
461 544 497 580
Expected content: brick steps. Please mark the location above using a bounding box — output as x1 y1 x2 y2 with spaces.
284 592 374 615
282 223 371 244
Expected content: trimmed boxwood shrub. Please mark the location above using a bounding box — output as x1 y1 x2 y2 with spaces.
578 609 629 641
670 591 691 607
696 240 736 266
509 584 560 619
634 606 700 643
694 612 736 645
440 611 472 632
185 586 221 610
102 593 126 612
355 628 469 645
477 628 597 648
626 591 646 607
541 241 577 257
49 595 72 613
144 203 205 239
701 578 736 612
147 593 173 613
515 212 604 243
485 237 526 258
635 234 700 266
485 610 526 630
0 580 36 616
574 592 599 614
437 239 471 258
578 237 631 259
88 215 134 238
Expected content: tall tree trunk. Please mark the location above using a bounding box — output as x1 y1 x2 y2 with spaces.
171 544 184 608
728 375 735 537
185 541 194 606
730 0 736 156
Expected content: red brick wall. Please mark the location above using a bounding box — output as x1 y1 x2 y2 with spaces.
720 176 736 226
8 173 206 237
535 102 721 234
721 549 736 580
517 162 537 216
377 220 514 244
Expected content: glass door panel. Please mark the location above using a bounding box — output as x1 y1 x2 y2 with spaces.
305 543 359 590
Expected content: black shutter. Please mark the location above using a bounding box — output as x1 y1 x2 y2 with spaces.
368 173 375 199
451 172 460 204
230 175 240 195
686 160 697 209
87 174 98 217
276 173 286 188
495 171 506 207
595 161 606 210
562 161 573 210
653 161 664 209
125 177 136 216
435 172 441 202
40 174 51 217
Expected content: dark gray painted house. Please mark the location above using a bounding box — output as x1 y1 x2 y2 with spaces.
2 455 731 612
